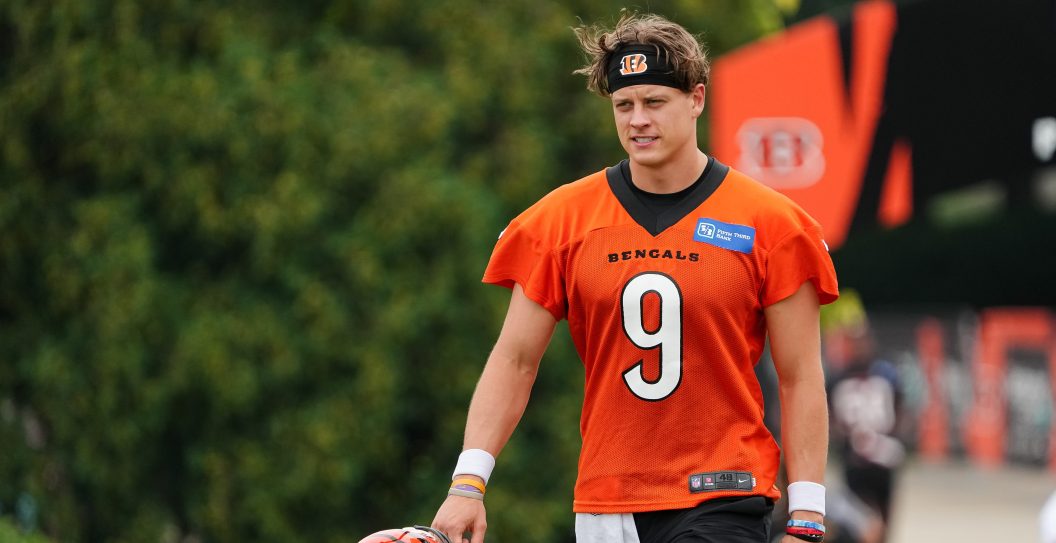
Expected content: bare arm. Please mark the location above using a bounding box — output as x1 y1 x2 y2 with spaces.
432 284 557 543
462 283 557 454
765 282 828 529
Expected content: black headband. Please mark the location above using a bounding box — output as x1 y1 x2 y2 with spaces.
606 43 682 93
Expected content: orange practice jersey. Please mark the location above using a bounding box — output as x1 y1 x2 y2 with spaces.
482 158 838 514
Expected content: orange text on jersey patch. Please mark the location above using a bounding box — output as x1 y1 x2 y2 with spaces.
607 249 701 263
620 54 648 75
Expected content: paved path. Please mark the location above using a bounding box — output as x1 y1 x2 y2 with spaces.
887 459 1055 542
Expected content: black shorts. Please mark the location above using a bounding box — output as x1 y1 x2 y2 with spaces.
575 496 774 543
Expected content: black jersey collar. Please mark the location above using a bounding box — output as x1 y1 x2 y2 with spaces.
606 156 729 236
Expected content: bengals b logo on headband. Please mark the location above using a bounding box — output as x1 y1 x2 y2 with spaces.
620 54 648 75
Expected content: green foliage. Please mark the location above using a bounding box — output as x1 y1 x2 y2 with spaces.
0 1 785 541
0 519 50 543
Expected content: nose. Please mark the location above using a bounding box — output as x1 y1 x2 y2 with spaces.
629 104 650 128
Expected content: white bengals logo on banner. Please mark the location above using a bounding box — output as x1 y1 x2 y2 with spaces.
735 117 826 189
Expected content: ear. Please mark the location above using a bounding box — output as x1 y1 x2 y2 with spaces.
689 83 706 118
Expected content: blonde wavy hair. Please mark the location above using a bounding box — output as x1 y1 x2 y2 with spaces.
572 12 711 96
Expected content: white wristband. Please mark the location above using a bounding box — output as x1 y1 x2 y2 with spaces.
787 481 826 516
452 449 496 485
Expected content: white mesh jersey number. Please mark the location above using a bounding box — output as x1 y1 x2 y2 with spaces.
620 272 683 401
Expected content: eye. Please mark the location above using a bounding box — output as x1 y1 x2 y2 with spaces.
646 98 665 106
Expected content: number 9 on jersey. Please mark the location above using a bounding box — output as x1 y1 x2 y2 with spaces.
621 272 683 401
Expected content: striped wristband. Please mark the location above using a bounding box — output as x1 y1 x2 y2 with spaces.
451 478 485 494
786 519 825 542
448 478 485 500
787 520 825 532
448 487 484 500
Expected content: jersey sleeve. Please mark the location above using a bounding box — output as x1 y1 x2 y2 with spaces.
761 222 839 307
481 218 567 320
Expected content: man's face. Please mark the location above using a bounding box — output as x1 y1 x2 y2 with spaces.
610 83 705 168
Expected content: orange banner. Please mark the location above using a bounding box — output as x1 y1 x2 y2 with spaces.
710 1 907 249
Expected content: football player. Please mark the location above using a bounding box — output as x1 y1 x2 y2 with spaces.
432 12 838 543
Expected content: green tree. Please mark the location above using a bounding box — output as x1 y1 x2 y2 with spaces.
0 1 787 541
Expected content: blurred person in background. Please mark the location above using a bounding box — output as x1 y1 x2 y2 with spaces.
824 316 905 542
431 11 838 543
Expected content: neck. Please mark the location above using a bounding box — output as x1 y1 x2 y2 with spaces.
628 148 709 194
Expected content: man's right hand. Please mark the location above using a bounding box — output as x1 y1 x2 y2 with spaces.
431 495 487 543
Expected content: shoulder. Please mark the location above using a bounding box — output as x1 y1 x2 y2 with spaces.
718 167 827 251
506 168 612 242
721 168 816 223
520 169 609 218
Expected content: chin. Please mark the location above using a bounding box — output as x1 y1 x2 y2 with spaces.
628 150 667 167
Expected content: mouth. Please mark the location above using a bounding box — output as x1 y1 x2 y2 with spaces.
631 136 658 145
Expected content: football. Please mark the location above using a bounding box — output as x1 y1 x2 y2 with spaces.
358 526 452 543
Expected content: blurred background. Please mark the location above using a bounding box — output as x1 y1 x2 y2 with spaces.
1 0 1053 542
